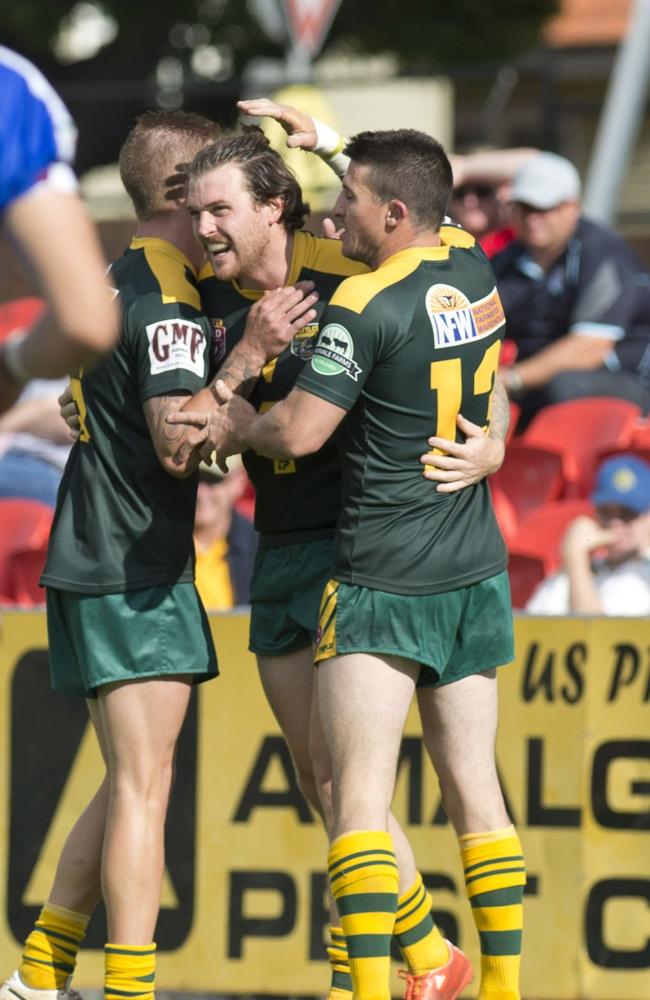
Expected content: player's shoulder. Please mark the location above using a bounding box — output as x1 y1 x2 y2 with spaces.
439 220 477 250
294 230 366 279
0 47 78 211
124 237 203 312
329 230 479 316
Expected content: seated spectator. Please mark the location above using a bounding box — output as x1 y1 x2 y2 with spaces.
526 454 650 615
492 153 650 429
449 147 537 257
193 460 257 610
0 377 71 506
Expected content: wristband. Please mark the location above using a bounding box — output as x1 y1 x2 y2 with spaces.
1 334 31 386
312 117 350 179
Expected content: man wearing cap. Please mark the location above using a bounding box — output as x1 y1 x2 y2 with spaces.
527 454 650 614
492 152 650 427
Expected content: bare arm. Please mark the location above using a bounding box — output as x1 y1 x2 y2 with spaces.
238 97 349 180
2 190 119 384
503 333 614 395
242 387 345 460
143 392 204 478
0 393 70 442
169 385 347 471
419 379 509 492
167 284 318 465
561 516 612 614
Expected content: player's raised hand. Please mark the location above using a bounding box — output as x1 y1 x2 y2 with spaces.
241 281 318 362
237 98 318 149
420 413 505 492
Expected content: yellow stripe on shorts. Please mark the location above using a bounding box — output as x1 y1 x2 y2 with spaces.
316 578 339 662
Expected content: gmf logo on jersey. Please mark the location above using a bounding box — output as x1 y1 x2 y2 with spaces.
210 318 227 365
146 320 206 377
311 324 362 381
291 322 319 361
427 284 505 349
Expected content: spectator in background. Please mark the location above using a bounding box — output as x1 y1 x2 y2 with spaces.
0 46 118 413
193 460 257 610
449 147 536 257
0 378 71 506
527 454 650 615
492 153 650 428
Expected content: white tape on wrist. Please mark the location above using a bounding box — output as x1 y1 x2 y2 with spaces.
312 117 350 179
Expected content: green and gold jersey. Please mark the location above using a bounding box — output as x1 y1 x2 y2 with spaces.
42 237 212 594
297 225 508 595
199 229 365 545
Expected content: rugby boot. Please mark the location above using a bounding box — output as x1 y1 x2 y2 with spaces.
398 941 473 1000
0 972 81 1000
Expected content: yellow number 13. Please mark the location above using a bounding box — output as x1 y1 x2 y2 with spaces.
429 340 501 443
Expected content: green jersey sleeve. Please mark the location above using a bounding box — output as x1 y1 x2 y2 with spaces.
127 301 211 403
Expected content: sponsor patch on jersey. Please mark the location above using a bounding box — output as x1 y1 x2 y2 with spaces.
209 317 227 365
311 324 362 381
146 319 206 377
291 322 319 361
427 284 505 349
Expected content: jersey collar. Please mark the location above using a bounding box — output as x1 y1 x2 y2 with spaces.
129 236 198 276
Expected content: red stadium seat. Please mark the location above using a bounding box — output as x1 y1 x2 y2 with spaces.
6 546 49 605
508 553 547 611
521 397 641 496
630 418 650 446
508 498 595 609
506 401 520 444
490 443 566 522
490 483 518 544
0 297 45 342
0 499 53 604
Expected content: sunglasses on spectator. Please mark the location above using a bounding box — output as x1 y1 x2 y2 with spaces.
452 183 494 199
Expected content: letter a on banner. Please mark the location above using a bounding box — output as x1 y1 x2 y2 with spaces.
280 0 342 57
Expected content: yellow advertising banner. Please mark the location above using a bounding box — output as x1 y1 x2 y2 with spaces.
0 611 648 999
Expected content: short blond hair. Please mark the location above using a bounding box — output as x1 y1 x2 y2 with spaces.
119 110 221 221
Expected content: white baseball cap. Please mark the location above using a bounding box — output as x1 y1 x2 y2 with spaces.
510 153 581 210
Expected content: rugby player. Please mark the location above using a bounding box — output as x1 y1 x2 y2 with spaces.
0 46 118 412
0 111 316 1000
196 129 525 1000
168 126 511 1000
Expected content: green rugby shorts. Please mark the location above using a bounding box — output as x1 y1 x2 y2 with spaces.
46 582 218 697
248 537 335 656
315 570 513 685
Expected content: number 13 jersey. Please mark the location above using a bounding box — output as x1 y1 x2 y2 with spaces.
297 226 508 595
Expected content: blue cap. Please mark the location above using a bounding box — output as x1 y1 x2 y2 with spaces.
591 454 650 514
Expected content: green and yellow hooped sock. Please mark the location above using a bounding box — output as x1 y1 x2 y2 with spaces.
19 902 89 990
326 924 353 999
460 825 525 1000
329 830 399 1000
394 872 449 973
104 942 156 1000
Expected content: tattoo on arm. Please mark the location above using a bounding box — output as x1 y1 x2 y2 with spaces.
143 392 193 456
212 342 265 400
490 379 510 442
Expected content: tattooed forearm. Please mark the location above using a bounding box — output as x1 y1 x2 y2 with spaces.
489 378 509 443
211 341 266 399
143 392 200 475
